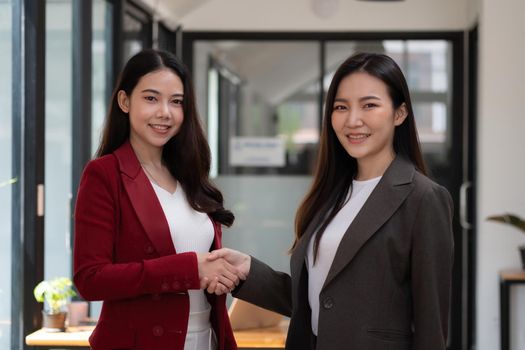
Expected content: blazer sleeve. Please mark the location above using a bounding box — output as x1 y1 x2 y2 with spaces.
233 257 292 317
73 159 201 302
410 184 454 350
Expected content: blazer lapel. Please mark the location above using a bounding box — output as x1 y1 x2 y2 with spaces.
322 156 416 290
114 142 176 256
290 219 317 277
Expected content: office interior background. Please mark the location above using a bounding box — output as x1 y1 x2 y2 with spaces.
0 0 524 349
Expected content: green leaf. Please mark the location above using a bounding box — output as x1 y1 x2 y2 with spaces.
487 214 525 233
33 277 76 314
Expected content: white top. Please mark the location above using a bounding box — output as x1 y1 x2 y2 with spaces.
150 181 214 327
307 176 381 336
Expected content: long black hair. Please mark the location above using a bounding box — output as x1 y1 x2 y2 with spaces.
96 49 234 226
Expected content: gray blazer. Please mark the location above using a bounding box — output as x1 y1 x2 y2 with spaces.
234 156 454 350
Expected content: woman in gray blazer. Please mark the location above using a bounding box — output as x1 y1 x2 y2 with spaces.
207 53 454 350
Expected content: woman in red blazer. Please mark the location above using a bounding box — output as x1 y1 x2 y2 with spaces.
74 49 240 350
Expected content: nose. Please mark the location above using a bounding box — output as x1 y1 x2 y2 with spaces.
344 108 363 128
156 101 170 118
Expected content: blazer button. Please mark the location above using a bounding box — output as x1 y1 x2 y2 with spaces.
172 281 181 290
152 325 164 337
184 281 192 289
144 245 155 254
323 297 334 309
161 282 170 291
152 293 161 301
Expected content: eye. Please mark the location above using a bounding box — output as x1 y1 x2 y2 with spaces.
333 104 347 111
171 98 184 105
363 103 378 109
144 96 157 102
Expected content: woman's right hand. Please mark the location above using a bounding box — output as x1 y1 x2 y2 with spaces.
196 253 241 293
205 248 251 295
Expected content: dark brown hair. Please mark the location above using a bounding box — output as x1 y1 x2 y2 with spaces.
293 52 426 258
96 49 234 226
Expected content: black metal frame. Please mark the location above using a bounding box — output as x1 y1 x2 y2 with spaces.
124 0 153 47
182 30 472 350
71 0 93 259
449 33 467 350
158 22 177 53
499 276 525 350
11 1 46 350
106 0 154 75
466 24 478 350
108 0 124 82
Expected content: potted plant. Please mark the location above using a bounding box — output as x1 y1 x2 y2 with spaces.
487 213 525 269
34 277 76 331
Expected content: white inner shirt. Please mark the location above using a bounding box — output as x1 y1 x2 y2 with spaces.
307 176 381 336
151 181 214 321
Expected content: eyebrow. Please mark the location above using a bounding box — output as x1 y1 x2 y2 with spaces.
140 89 184 97
334 95 382 103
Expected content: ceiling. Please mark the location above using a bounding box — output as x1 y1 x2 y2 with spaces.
139 0 210 28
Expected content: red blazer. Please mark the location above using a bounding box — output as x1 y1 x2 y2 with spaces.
74 141 237 350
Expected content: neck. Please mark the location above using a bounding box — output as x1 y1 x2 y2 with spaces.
356 150 395 180
129 136 163 168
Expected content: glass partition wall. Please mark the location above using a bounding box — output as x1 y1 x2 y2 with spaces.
194 41 322 273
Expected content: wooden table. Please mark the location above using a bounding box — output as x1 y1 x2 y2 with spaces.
26 321 288 349
500 270 525 350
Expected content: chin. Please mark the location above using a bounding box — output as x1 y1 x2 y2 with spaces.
149 138 171 148
343 146 363 159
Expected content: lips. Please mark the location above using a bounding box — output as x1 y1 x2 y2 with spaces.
149 124 172 134
347 133 370 144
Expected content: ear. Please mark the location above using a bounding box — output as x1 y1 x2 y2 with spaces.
117 90 130 113
394 103 408 126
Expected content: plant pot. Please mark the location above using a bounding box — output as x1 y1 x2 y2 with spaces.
519 245 525 270
42 311 67 332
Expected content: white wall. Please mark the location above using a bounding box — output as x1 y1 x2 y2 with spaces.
466 0 480 28
180 0 469 31
476 0 525 349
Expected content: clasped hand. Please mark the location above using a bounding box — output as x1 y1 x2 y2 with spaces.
197 248 251 295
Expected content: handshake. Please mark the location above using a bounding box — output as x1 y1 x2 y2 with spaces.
197 248 251 295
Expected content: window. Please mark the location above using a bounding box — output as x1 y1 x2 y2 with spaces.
0 1 13 348
45 0 73 280
122 2 152 63
92 0 113 156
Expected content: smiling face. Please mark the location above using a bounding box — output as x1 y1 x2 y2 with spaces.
331 71 407 177
118 68 184 153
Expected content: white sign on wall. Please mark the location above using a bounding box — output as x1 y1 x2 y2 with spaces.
229 137 286 167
